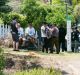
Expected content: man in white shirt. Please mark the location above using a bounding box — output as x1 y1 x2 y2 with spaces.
41 23 48 53
25 23 35 38
25 23 36 49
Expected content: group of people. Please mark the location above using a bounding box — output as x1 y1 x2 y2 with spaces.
11 17 36 51
41 23 66 54
11 17 80 54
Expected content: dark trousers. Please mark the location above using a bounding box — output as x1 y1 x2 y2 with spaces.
71 40 79 52
59 39 66 52
52 37 59 54
42 37 49 53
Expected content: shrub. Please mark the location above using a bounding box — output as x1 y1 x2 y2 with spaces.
2 12 27 28
0 48 5 75
73 3 80 24
0 18 3 24
14 68 62 75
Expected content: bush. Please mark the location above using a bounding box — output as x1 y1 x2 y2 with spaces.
21 0 48 28
0 48 5 75
14 68 62 75
0 18 3 24
73 3 80 24
2 12 27 28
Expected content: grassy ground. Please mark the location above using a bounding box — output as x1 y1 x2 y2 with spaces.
2 47 80 75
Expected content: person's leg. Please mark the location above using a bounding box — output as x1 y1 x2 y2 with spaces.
42 37 45 52
13 41 16 50
15 34 19 51
12 33 16 50
59 39 61 52
49 37 53 53
54 37 59 54
62 40 65 52
16 42 19 50
71 41 75 52
45 38 49 53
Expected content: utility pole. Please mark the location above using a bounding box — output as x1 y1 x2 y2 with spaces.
65 0 71 51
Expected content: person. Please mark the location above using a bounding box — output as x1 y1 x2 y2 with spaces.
45 24 54 53
17 23 24 38
17 23 24 47
71 27 79 52
11 17 19 51
41 22 48 53
59 25 66 52
25 23 36 49
25 23 35 39
51 25 59 54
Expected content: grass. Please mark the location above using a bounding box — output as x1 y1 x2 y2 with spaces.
14 68 62 75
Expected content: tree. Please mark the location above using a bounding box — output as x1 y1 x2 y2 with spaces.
0 0 12 13
21 0 47 28
74 3 80 24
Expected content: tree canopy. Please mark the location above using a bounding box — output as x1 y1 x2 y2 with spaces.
0 0 12 13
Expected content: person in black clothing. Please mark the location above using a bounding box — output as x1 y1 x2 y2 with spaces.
59 25 66 52
71 27 79 52
11 17 19 51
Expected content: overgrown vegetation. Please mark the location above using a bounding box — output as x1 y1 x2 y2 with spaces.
0 0 80 27
1 12 27 27
14 68 62 75
0 0 12 13
0 48 5 75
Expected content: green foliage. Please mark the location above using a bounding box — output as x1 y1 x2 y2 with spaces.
21 0 75 28
46 4 75 26
2 12 27 28
21 0 47 28
73 3 80 24
14 68 62 75
0 48 5 75
0 0 12 13
0 18 3 24
74 3 80 17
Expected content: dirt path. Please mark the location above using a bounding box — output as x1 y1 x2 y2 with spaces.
3 48 80 75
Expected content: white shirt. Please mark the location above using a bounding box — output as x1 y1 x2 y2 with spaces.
25 27 35 37
41 25 47 37
18 27 24 37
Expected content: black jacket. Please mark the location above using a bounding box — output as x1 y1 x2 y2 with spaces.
71 30 79 41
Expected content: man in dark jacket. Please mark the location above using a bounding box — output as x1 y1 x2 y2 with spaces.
71 27 79 52
59 25 66 52
11 17 19 51
51 25 59 54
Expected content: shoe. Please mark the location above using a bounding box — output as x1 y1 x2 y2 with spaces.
13 49 19 51
56 52 59 54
